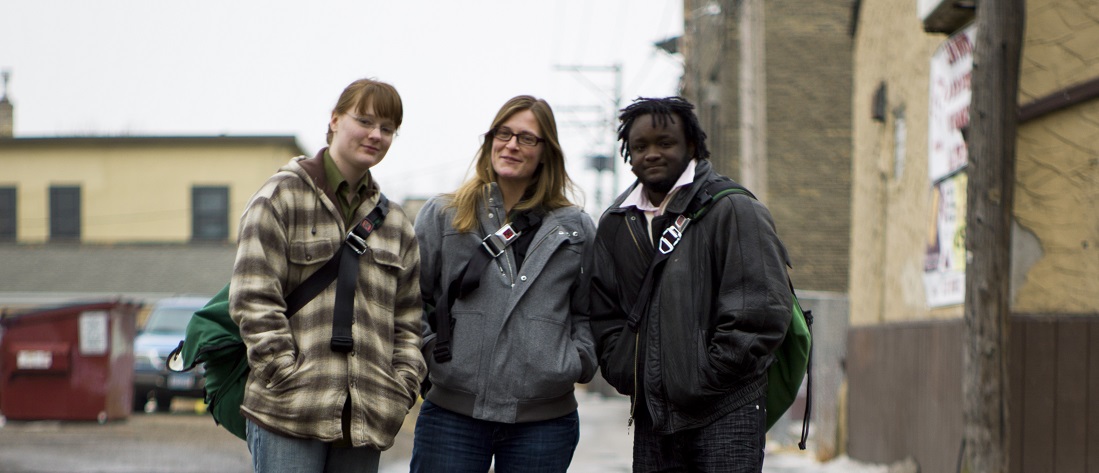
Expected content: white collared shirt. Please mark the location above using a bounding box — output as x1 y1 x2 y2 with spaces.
620 159 697 240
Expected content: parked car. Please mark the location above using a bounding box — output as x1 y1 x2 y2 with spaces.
132 296 209 412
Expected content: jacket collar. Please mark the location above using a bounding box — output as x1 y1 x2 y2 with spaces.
481 182 552 226
663 159 715 215
609 159 717 216
294 148 384 227
297 148 329 191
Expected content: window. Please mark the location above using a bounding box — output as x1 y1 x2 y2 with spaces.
893 108 907 180
0 187 15 241
192 186 229 241
49 185 81 241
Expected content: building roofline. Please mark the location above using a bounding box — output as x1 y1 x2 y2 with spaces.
0 134 308 155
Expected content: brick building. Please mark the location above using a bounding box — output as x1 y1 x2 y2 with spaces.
679 0 854 295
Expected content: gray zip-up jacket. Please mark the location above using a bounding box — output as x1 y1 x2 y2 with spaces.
415 184 597 423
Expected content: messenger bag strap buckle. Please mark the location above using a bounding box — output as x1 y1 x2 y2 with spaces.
658 215 691 255
481 223 520 258
345 230 369 255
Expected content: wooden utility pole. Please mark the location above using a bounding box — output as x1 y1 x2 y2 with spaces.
962 0 1025 471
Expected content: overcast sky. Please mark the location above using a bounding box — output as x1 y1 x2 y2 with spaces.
0 0 684 214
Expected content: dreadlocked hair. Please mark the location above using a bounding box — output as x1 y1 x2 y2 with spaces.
616 96 710 163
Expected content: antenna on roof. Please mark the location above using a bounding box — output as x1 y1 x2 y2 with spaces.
1 69 13 137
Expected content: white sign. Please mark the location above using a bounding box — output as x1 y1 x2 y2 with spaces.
925 25 975 308
928 23 976 183
924 173 968 307
17 350 53 370
79 311 109 356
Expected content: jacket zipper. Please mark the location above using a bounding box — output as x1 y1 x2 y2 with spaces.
500 251 515 285
496 223 558 286
488 209 515 286
623 211 649 431
623 213 648 259
628 330 639 433
525 224 559 257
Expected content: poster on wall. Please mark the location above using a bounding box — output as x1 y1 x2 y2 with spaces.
927 23 976 183
924 23 975 308
923 173 967 307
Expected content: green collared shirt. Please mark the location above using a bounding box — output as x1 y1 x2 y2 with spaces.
322 150 372 227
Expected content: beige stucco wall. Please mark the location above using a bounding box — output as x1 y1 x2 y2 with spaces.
1013 0 1099 314
1019 0 1099 100
850 0 953 326
851 0 1099 325
1015 103 1099 313
0 140 301 243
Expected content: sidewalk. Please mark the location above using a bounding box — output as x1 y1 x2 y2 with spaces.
381 388 891 473
570 390 890 473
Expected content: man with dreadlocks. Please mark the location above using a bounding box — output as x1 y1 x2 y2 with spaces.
588 96 793 472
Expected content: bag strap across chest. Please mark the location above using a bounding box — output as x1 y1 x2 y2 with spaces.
432 211 542 363
625 179 754 332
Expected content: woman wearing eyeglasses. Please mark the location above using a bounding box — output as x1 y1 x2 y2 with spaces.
410 95 597 473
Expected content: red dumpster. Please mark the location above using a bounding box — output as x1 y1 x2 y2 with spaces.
0 299 140 422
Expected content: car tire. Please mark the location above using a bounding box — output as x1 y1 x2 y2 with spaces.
155 393 173 413
133 391 150 412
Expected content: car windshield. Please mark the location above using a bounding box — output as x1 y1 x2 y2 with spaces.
143 307 195 334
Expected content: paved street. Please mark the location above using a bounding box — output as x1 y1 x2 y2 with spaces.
0 389 876 472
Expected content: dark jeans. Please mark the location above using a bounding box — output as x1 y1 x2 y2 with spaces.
633 398 767 473
410 400 579 473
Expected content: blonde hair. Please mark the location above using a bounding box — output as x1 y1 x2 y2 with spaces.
448 95 577 233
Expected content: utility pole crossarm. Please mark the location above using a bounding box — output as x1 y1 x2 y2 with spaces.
554 63 624 199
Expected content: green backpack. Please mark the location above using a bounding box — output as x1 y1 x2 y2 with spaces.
168 284 248 440
685 179 814 448
768 290 812 448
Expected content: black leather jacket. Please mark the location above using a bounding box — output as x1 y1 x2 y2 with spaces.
589 160 792 434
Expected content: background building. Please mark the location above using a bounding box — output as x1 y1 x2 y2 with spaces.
0 133 306 303
848 0 1099 471
677 0 855 456
679 0 854 295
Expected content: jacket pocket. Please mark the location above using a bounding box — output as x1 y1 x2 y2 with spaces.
600 331 636 396
288 239 338 265
288 239 338 288
367 246 404 270
665 329 728 407
513 317 582 400
263 352 302 393
362 247 404 316
428 309 484 394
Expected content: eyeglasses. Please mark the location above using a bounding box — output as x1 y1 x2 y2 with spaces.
492 128 544 147
351 115 397 137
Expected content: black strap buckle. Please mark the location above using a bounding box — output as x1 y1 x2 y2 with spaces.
330 336 354 353
345 230 368 255
433 341 452 362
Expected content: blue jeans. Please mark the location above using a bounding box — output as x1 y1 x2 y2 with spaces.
246 419 380 473
633 397 767 473
410 400 579 473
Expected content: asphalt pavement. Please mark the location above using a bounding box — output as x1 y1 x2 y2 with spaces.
0 389 878 473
